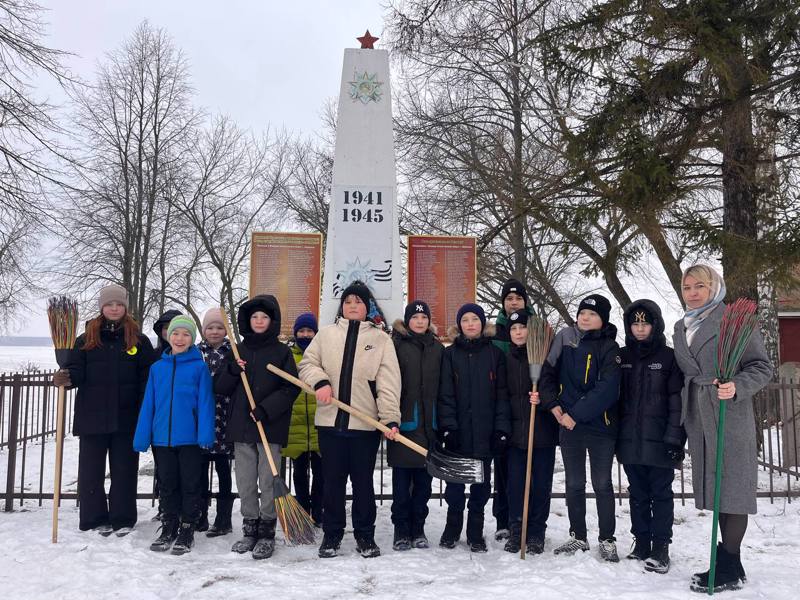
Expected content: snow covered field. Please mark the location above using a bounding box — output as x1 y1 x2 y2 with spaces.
0 345 58 373
1 494 798 599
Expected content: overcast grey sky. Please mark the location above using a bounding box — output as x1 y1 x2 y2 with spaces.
17 1 389 337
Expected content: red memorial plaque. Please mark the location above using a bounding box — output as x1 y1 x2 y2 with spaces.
249 232 323 337
407 235 477 333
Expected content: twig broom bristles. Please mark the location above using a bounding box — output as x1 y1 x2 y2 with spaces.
520 315 554 559
219 308 315 545
47 296 79 543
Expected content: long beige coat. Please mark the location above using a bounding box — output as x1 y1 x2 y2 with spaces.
298 318 401 432
673 303 772 514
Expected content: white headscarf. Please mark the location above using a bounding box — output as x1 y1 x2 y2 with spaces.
683 265 726 346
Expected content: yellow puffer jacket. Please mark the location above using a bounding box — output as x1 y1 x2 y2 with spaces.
282 344 320 459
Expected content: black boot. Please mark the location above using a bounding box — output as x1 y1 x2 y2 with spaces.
690 544 744 593
150 517 179 552
411 522 429 549
393 525 411 551
252 519 276 560
439 511 463 549
207 495 234 537
355 534 381 558
318 532 342 558
231 518 260 554
466 510 487 553
645 542 670 574
526 536 545 555
504 522 521 553
196 511 209 533
627 537 651 561
170 521 195 555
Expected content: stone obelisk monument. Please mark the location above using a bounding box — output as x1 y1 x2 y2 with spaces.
319 30 403 325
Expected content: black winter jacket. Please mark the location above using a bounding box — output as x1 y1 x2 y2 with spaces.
437 329 511 459
617 299 685 469
214 295 299 446
388 320 444 468
539 323 621 438
66 322 154 436
153 309 182 354
506 344 559 449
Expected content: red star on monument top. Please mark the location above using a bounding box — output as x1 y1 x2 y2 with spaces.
357 29 379 49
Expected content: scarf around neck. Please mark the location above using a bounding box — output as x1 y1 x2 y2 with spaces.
683 269 726 346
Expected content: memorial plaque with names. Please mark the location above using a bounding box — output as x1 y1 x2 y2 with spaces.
407 235 477 333
249 232 322 337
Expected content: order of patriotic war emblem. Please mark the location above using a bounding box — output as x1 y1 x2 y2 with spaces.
349 71 383 104
332 257 392 298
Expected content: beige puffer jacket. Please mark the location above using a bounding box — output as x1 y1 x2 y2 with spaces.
298 318 401 431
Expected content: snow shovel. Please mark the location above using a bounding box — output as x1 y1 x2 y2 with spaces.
267 364 484 484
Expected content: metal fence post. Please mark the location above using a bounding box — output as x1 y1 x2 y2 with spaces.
4 374 22 512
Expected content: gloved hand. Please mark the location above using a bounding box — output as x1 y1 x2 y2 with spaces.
441 430 459 452
249 405 268 424
491 431 509 455
666 444 685 463
53 369 72 387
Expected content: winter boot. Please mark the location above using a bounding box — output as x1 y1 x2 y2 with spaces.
94 524 114 537
627 537 651 561
355 534 381 558
150 517 179 552
439 511 463 549
466 510 487 553
196 512 209 533
526 536 545 555
644 542 670 574
599 539 620 562
231 518 260 554
170 521 195 555
207 496 234 537
252 519 276 560
393 525 412 551
504 522 521 553
411 523 429 549
690 544 744 593
318 532 342 558
553 533 590 555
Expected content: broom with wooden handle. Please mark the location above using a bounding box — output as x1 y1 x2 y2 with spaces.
47 296 78 544
520 315 554 559
220 309 315 545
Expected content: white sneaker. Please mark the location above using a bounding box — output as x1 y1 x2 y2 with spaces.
599 539 620 562
553 533 590 555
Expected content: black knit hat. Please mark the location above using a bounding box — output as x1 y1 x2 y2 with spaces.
577 294 611 326
404 300 431 327
339 281 372 312
456 303 486 332
501 279 528 307
507 309 529 327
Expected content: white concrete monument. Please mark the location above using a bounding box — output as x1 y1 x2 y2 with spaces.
319 31 403 325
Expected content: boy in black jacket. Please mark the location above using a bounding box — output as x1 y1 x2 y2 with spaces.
617 300 684 573
504 309 559 554
540 294 621 562
214 295 299 560
438 303 511 553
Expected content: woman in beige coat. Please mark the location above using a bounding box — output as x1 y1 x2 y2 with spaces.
673 264 771 593
299 281 401 559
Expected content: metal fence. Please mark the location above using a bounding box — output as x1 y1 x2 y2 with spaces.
2 371 799 512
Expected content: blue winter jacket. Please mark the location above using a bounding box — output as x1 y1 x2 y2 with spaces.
133 345 216 451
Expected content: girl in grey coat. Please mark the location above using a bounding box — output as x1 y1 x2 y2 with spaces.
673 264 772 594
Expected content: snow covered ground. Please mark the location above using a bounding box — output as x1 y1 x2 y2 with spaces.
1 493 798 599
0 345 58 373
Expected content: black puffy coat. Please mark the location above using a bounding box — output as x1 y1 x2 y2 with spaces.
437 329 511 459
66 322 154 436
506 344 559 449
214 295 299 446
617 300 685 469
540 323 621 438
153 309 181 353
387 319 444 469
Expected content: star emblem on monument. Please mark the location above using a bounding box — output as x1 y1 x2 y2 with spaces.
357 29 379 49
349 71 383 104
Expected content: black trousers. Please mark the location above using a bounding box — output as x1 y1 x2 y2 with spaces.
492 451 510 530
443 459 492 515
318 429 380 540
391 466 432 533
560 428 616 542
200 454 233 525
506 445 556 541
623 463 674 544
77 431 139 531
292 451 324 524
152 445 203 524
